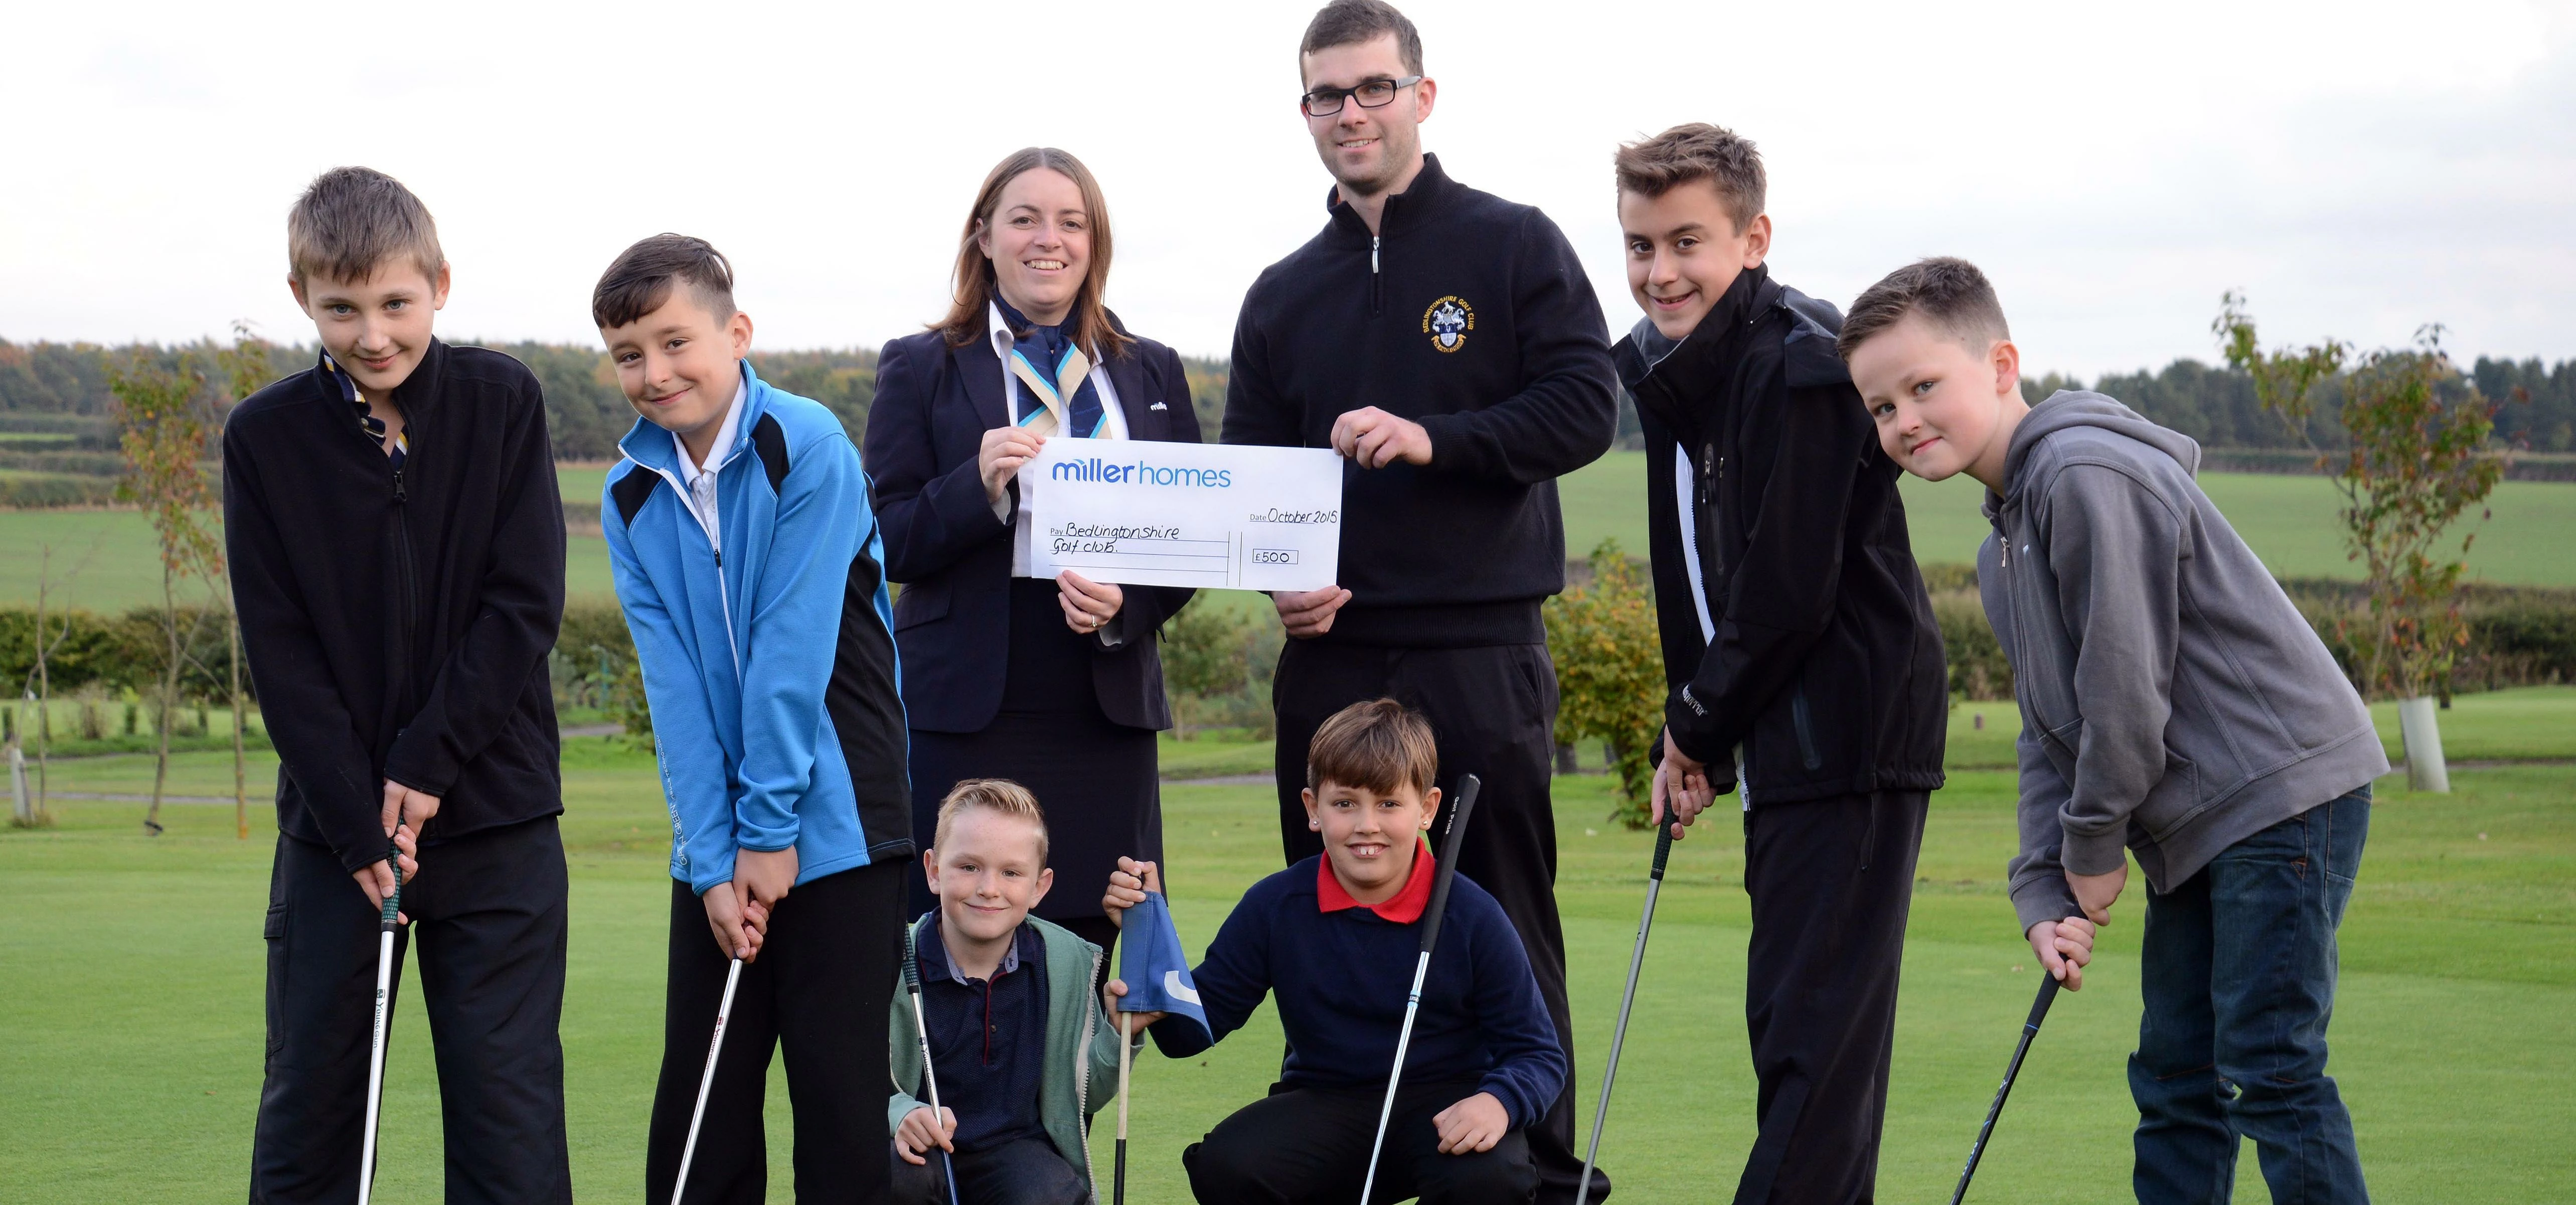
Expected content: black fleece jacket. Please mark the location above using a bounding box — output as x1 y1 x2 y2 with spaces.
1222 155 1618 647
224 340 566 873
1618 267 1947 805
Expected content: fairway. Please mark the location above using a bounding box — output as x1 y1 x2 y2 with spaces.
5 714 2571 1202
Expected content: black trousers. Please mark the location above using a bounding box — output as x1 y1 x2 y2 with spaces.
250 818 570 1204
646 860 906 1205
1734 790 1928 1205
889 1136 1087 1205
1186 1079 1535 1204
1270 640 1589 1202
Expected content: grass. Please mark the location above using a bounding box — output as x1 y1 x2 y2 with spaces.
6 694 2573 1202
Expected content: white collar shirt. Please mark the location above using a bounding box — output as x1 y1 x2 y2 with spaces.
672 365 747 553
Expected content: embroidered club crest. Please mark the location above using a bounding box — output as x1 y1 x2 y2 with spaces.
1422 296 1474 353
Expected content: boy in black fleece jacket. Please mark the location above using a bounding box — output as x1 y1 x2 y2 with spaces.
1845 257 2384 1204
229 167 569 1203
1104 700 1563 1205
1221 6 1616 1196
1611 125 1948 1204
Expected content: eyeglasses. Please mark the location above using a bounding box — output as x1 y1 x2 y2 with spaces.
1300 75 1423 117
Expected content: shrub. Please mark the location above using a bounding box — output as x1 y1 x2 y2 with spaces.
1546 541 1665 829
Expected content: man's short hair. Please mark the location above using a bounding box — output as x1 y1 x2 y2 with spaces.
1306 698 1438 797
591 234 737 330
1300 0 1423 78
934 778 1050 864
1613 123 1766 236
1837 257 2012 361
287 167 444 286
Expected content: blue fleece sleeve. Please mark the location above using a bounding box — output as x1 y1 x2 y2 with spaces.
1465 894 1569 1129
604 475 739 894
732 429 869 852
1149 878 1277 1059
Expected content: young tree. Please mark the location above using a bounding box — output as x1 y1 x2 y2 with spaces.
2217 293 2504 791
1545 540 1666 828
109 352 224 834
15 541 100 827
1160 596 1254 740
214 324 273 839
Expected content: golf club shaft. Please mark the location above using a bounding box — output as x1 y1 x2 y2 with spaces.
355 839 402 1205
669 955 743 1205
1357 774 1482 1205
1949 971 2064 1205
906 985 961 1205
1115 1010 1133 1205
1577 822 1676 1199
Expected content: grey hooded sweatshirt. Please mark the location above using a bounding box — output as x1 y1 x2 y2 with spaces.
1980 392 2388 934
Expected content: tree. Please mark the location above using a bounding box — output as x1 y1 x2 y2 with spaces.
2217 293 2503 791
108 352 224 833
1160 596 1255 740
1545 541 1666 828
214 324 273 839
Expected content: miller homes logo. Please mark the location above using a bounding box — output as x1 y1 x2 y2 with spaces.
1422 295 1474 353
1050 456 1234 488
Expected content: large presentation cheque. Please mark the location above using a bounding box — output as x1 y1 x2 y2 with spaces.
1010 439 1344 591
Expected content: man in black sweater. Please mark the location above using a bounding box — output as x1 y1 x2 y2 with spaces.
231 168 569 1203
1614 125 1947 1203
1221 5 1618 1201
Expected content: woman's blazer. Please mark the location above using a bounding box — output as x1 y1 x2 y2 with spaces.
863 317 1202 734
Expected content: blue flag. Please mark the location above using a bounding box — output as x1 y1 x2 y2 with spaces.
1116 890 1211 1044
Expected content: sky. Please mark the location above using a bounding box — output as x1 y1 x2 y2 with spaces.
3 0 2569 378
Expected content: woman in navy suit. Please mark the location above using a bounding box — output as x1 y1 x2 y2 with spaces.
863 146 1198 957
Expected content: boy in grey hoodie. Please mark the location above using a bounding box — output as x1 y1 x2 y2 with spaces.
1840 258 2386 1204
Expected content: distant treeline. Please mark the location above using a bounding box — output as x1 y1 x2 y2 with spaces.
5 336 2570 462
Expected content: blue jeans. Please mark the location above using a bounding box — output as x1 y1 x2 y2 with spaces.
2131 786 2371 1204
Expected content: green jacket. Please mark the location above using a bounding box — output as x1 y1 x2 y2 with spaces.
888 914 1127 1196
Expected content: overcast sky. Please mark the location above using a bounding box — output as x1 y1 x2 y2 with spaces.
4 0 2568 378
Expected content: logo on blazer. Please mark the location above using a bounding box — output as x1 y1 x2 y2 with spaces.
1422 296 1474 353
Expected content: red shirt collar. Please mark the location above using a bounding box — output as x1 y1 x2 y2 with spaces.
1316 840 1436 924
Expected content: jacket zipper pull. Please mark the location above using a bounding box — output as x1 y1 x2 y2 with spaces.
1370 234 1384 313
392 469 406 504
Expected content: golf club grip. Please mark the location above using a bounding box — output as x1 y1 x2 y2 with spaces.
903 926 923 993
1648 816 1676 880
380 836 403 931
2026 969 2062 1029
1416 775 1481 955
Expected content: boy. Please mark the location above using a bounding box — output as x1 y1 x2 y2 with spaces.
230 166 571 1202
887 780 1126 1205
1102 699 1565 1205
1223 8 1617 1194
1611 124 1949 1203
1843 257 2385 1203
595 234 913 1204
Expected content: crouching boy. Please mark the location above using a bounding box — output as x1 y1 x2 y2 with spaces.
1103 699 1564 1204
234 167 571 1202
888 780 1126 1204
1842 257 2388 1203
595 234 915 1203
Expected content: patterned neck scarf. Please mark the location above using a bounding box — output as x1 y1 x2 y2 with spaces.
994 294 1107 439
321 349 406 469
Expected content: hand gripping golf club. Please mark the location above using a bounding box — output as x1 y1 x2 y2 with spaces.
668 953 744 1205
1114 1009 1134 1205
355 837 403 1205
903 927 963 1205
1949 966 2066 1204
1357 773 1482 1205
1575 817 1677 1202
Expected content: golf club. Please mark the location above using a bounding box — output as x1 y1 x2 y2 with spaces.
1949 965 2066 1204
1576 816 1677 1202
355 837 403 1205
903 927 963 1205
1114 1009 1133 1205
1356 773 1482 1205
668 953 743 1205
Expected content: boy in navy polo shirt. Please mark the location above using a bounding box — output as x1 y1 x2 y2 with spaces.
887 779 1125 1204
1103 699 1563 1204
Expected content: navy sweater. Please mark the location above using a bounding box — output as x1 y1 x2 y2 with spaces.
1147 856 1566 1128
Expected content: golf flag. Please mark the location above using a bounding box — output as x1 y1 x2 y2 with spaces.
1116 890 1211 1044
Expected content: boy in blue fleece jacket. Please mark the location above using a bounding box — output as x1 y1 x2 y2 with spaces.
1104 699 1564 1204
595 234 913 1205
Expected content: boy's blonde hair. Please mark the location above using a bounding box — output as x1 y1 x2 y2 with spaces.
1306 698 1438 797
934 778 1050 864
287 167 444 286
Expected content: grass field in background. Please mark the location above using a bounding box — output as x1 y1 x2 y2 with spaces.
10 455 2576 610
5 693 2571 1203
